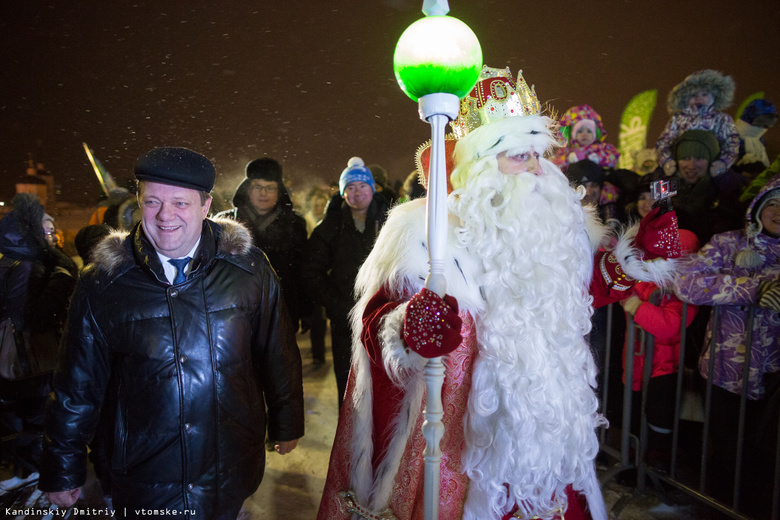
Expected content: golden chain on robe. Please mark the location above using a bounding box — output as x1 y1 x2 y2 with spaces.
337 490 398 520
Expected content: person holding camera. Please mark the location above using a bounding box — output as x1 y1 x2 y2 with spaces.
651 129 743 243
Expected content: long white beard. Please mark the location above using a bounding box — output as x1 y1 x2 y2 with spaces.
452 159 605 519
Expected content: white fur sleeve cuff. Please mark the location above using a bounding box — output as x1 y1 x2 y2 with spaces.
614 222 677 286
379 302 428 380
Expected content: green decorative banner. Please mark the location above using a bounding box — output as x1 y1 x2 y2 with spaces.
617 90 657 170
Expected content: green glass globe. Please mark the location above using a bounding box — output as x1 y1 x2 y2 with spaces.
394 15 482 103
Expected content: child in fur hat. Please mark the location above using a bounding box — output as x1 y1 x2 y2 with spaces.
553 104 620 172
656 69 740 178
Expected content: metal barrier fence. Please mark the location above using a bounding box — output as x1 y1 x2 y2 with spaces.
596 302 780 520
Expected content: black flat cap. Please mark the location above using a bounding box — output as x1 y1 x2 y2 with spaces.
134 147 216 192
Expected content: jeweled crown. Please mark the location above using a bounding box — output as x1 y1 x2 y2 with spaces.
450 66 541 140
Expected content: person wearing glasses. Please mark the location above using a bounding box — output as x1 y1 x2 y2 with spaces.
41 213 59 247
41 213 78 277
0 195 76 474
218 158 309 339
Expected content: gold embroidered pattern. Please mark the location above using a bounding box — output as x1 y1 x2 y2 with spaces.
600 251 633 291
513 505 566 519
338 490 398 520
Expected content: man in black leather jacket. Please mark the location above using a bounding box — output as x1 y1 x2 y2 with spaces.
40 147 304 519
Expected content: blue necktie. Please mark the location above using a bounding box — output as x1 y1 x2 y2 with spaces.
168 257 191 285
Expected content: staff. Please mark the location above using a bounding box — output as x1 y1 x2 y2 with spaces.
393 3 481 518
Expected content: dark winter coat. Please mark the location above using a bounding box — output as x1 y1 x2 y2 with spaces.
40 218 304 517
302 193 389 322
0 201 75 338
219 179 309 329
0 202 76 407
0 209 58 331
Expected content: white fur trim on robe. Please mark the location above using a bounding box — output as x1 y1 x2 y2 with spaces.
346 198 483 512
582 203 610 252
380 303 428 382
614 222 678 286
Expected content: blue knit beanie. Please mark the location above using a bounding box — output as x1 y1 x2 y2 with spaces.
339 157 375 195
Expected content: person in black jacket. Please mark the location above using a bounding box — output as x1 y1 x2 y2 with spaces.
216 157 308 332
40 147 304 519
0 193 76 473
302 157 389 408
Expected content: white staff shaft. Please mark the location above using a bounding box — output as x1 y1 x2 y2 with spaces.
422 108 451 520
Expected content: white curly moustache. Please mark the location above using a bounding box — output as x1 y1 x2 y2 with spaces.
451 164 607 520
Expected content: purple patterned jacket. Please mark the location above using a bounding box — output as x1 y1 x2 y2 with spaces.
674 175 780 399
656 106 740 171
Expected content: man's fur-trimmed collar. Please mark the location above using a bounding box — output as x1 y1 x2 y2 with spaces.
91 216 252 278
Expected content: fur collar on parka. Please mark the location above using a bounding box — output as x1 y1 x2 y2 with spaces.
667 69 735 113
90 216 253 282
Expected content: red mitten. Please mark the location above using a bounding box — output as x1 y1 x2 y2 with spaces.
634 206 681 260
403 288 462 358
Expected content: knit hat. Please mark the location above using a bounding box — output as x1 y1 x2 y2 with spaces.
740 99 778 128
134 147 216 192
754 188 780 227
245 157 283 183
571 119 598 144
736 174 780 268
559 104 608 144
338 157 375 195
566 159 605 186
673 130 720 163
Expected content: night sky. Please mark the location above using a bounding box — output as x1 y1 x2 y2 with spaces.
2 0 779 207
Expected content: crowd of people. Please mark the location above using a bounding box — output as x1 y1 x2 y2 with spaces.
558 69 780 516
0 66 777 519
